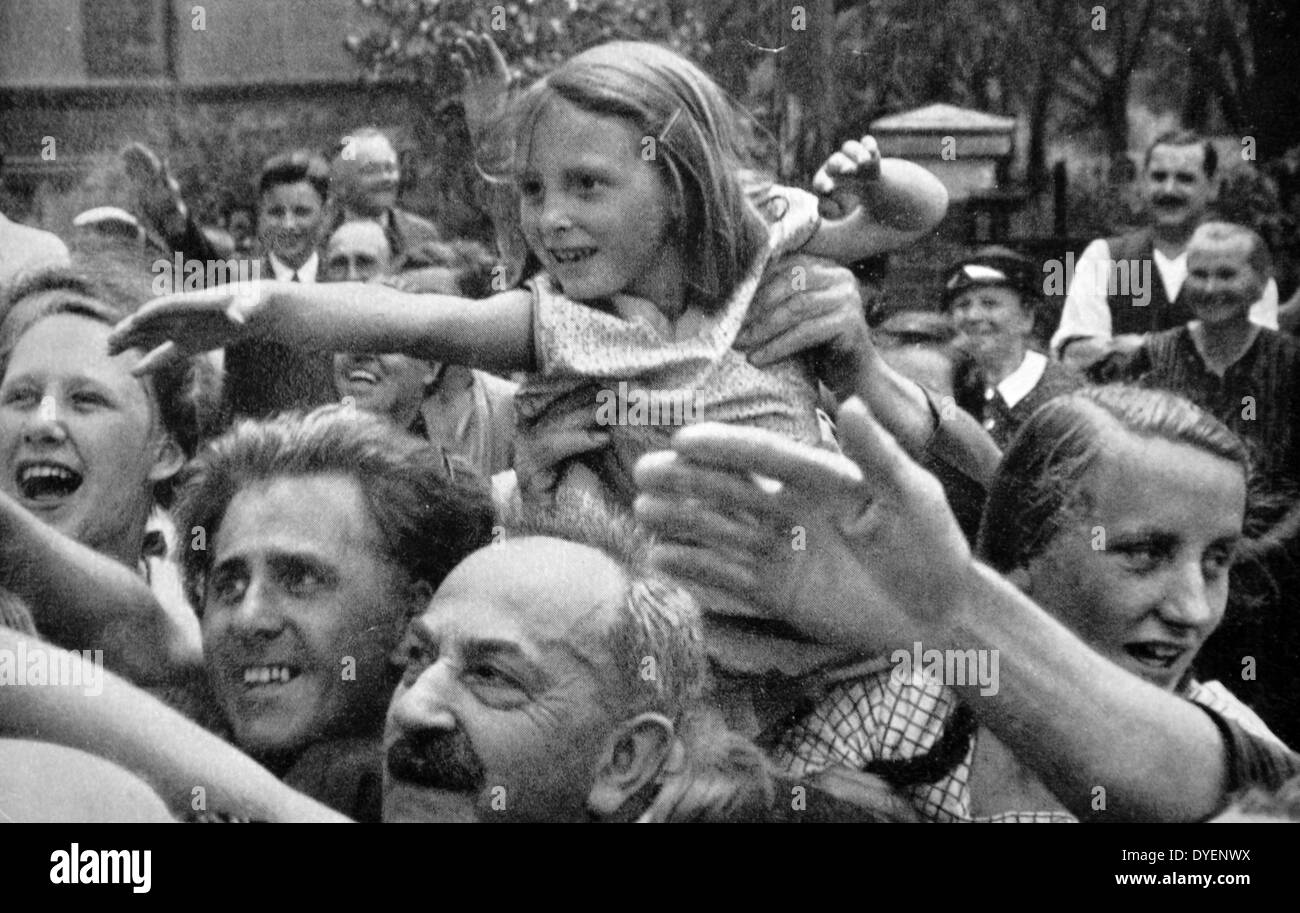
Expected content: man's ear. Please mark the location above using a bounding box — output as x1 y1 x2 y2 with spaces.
586 713 674 819
147 433 185 485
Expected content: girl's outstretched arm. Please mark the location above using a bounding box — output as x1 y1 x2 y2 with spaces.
110 281 537 375
804 135 949 262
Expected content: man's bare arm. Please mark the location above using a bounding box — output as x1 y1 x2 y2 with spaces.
635 400 1245 821
0 491 201 684
0 626 348 822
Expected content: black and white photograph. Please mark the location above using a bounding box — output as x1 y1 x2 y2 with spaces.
0 0 1296 888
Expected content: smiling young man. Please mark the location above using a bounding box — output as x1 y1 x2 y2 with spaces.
218 151 339 420
124 143 338 421
1052 130 1280 368
173 406 495 820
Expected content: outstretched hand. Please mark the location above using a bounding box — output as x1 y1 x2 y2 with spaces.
633 396 974 650
108 285 265 375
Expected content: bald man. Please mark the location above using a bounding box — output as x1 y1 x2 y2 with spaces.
381 498 907 822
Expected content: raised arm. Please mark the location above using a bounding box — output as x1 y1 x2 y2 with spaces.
0 490 200 685
451 31 514 153
940 561 1233 822
109 281 537 376
736 253 1000 534
802 136 949 262
0 626 349 822
633 399 1267 822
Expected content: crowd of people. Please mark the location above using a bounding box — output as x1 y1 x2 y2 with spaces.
1 32 1298 824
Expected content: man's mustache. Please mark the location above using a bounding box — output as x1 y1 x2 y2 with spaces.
1153 195 1186 207
386 729 486 792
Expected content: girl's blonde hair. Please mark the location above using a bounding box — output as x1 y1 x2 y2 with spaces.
484 41 770 313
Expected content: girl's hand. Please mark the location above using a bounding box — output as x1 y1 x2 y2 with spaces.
108 285 265 375
633 396 973 649
813 135 882 217
451 32 512 148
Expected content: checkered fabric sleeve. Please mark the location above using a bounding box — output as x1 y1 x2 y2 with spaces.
773 668 978 822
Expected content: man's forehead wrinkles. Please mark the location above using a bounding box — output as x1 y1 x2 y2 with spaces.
422 592 614 683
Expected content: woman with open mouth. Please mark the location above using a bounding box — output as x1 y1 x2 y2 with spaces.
0 261 215 688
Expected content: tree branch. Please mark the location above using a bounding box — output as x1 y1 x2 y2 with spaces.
1070 39 1111 84
1119 0 1159 73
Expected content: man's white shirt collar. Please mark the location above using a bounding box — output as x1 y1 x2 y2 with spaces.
268 252 318 283
1152 247 1187 301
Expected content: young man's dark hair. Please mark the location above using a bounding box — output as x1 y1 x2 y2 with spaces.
257 150 331 202
173 404 496 611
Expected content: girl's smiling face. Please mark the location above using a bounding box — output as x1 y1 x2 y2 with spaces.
518 97 684 311
1020 429 1246 692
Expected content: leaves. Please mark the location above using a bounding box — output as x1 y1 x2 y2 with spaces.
345 0 709 98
